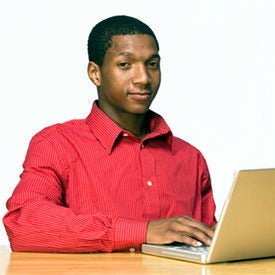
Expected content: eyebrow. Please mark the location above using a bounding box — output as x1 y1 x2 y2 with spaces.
116 51 161 61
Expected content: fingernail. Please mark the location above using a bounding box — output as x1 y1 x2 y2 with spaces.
196 241 203 246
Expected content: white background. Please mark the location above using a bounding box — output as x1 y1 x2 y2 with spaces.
0 0 274 246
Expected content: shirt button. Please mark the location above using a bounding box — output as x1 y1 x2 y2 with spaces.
141 143 145 148
147 181 152 187
123 133 128 137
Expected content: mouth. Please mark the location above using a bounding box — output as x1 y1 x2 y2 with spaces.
128 91 151 101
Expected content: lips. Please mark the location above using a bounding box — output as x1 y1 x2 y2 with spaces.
129 94 150 100
128 91 151 101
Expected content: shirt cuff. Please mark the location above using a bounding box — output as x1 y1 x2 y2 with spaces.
113 217 149 251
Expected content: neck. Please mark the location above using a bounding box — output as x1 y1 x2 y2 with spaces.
96 101 149 138
114 114 148 138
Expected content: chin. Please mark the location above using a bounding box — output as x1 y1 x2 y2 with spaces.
130 106 150 115
129 101 152 114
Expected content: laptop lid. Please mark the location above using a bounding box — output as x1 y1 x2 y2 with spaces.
142 168 275 264
207 168 275 263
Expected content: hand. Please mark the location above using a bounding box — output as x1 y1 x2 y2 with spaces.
146 216 215 247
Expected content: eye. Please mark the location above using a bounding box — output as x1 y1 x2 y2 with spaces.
147 60 160 68
118 61 131 69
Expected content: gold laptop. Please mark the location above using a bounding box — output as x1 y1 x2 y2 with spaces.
142 168 275 264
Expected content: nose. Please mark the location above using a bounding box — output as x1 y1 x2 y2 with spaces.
132 64 150 86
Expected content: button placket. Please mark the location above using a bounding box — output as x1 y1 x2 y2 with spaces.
139 144 161 218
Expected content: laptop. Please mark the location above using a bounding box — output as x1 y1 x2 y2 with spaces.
142 168 275 264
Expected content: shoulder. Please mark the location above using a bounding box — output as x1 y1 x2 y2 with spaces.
172 136 201 154
30 118 87 143
172 136 208 166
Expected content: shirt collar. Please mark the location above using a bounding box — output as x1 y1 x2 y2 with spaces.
86 101 174 154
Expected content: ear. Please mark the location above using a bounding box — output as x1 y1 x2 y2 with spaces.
87 61 101 86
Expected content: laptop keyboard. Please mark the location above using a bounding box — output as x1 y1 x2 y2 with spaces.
167 243 210 254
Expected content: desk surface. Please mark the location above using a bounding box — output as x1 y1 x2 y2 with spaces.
1 246 275 275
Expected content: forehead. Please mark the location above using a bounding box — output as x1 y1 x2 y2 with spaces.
107 34 159 57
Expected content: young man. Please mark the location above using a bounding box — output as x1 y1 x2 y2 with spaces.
3 15 216 252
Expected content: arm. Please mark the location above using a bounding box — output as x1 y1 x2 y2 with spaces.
3 130 148 253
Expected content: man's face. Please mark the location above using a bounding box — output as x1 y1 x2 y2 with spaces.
96 34 161 120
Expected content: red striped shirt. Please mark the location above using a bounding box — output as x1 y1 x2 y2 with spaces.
3 101 216 252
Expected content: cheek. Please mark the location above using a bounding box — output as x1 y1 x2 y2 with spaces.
155 71 161 84
100 67 132 94
109 73 129 91
100 73 116 90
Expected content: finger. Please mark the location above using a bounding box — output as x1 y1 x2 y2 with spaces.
179 234 204 247
165 219 212 246
185 226 212 246
166 230 206 247
182 216 215 238
172 217 213 245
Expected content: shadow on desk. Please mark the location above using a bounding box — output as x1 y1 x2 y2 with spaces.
1 248 275 275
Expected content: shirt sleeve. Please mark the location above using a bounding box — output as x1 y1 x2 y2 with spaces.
199 153 217 227
3 129 148 253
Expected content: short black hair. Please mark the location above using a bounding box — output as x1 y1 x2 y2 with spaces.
87 15 159 66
